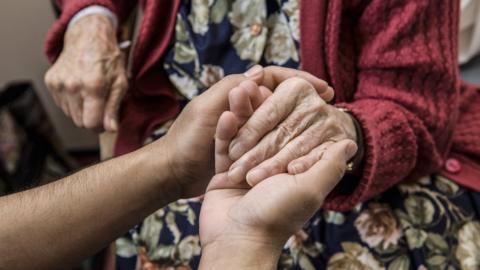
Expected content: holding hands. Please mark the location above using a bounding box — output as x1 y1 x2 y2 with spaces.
199 68 358 269
226 74 358 186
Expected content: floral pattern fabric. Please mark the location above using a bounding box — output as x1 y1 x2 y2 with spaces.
163 0 300 102
115 0 480 269
117 175 480 270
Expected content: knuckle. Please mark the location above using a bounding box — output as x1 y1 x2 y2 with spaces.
239 125 258 144
277 122 295 140
44 71 57 90
286 77 313 93
296 143 309 156
44 70 53 83
63 80 80 93
268 105 282 124
258 107 279 128
84 74 106 90
267 159 283 172
283 144 300 160
311 97 326 111
323 117 338 129
117 77 129 91
243 153 260 168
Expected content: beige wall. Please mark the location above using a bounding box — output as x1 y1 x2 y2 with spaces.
0 1 98 149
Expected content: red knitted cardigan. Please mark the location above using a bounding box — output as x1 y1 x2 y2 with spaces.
45 0 480 211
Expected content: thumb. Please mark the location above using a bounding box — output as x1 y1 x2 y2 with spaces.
296 139 357 200
103 75 128 132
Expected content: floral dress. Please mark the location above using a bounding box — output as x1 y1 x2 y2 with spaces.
115 1 480 269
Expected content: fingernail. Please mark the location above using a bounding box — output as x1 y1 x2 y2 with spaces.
345 141 358 160
227 166 244 183
110 119 118 131
244 65 262 78
246 168 268 186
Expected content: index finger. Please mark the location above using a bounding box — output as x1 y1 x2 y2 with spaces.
82 95 106 131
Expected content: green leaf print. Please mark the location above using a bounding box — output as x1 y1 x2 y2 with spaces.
175 14 190 42
139 213 164 255
426 233 448 252
435 175 460 196
387 255 410 270
405 195 435 225
427 255 447 268
115 237 138 258
405 228 428 248
323 210 346 225
211 0 229 23
174 42 198 64
298 255 316 270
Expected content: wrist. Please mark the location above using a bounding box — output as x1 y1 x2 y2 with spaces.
64 14 117 49
200 237 282 270
68 6 118 29
133 138 182 205
336 107 365 174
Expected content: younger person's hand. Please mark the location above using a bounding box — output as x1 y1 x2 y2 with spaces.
199 100 357 269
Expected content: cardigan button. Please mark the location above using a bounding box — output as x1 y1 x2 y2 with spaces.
445 158 461 174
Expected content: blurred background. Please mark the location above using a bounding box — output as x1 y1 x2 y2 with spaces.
0 1 98 150
0 1 479 269
0 2 101 268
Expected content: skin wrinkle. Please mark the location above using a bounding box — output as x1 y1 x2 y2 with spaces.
45 14 127 131
289 142 332 174
248 122 330 181
229 78 356 184
229 78 318 160
230 95 292 159
236 92 323 170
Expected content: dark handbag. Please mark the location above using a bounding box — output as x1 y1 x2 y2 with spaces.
0 82 76 194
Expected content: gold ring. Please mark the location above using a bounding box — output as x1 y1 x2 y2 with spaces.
346 161 354 172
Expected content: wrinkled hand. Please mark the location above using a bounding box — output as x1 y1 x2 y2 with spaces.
227 77 357 186
45 14 127 131
199 105 358 258
150 66 333 199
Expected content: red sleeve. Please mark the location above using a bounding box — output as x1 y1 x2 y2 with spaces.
45 0 137 62
324 0 461 211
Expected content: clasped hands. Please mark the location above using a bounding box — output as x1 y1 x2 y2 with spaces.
195 66 358 268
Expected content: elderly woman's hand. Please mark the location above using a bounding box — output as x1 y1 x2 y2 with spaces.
44 14 127 131
227 77 358 186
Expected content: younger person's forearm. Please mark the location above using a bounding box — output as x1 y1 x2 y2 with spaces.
0 139 179 269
